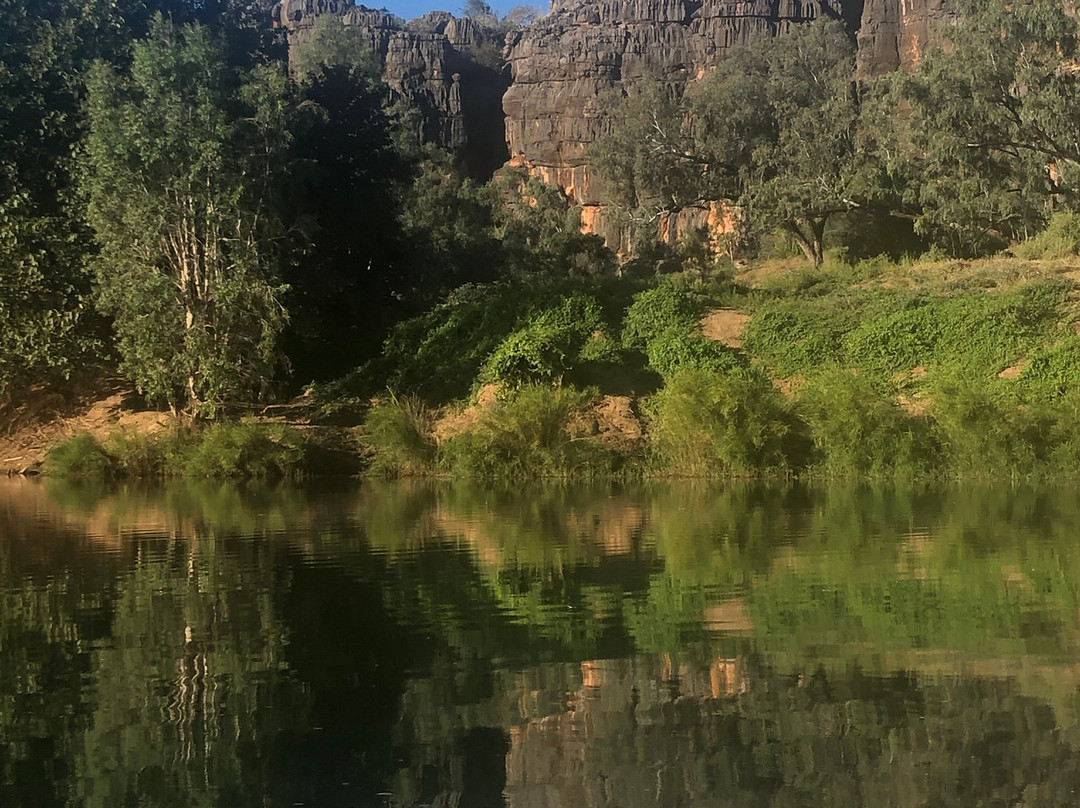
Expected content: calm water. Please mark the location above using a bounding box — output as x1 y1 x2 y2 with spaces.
4 478 1080 807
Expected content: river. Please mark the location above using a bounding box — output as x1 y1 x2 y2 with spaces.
3 477 1080 806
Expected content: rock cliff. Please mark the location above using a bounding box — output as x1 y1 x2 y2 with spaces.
264 0 960 247
503 0 958 247
269 1 510 176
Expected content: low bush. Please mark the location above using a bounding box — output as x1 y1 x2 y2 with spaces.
621 283 702 351
1014 212 1080 259
798 370 941 478
45 433 117 478
929 381 1054 479
645 328 746 379
647 369 803 477
1016 335 1080 404
179 422 310 479
482 295 607 386
440 384 616 479
362 393 437 477
743 297 862 377
105 427 174 477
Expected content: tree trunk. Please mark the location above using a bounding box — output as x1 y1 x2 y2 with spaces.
784 217 827 268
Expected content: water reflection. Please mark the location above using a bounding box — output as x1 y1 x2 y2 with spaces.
3 479 1080 806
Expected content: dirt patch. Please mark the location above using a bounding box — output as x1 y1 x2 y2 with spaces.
592 395 643 452
430 384 501 446
432 406 480 445
0 380 170 474
700 308 752 348
896 393 932 417
998 359 1030 380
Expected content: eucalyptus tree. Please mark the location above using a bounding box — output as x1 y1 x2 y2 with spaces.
0 0 178 401
593 19 871 266
82 17 294 413
901 0 1080 254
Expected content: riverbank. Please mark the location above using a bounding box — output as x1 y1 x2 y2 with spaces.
10 253 1080 481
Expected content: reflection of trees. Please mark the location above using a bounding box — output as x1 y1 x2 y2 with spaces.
0 482 309 807
72 531 298 808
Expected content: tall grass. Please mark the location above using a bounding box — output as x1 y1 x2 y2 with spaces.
45 422 314 479
1014 212 1080 259
441 384 616 479
362 393 437 477
798 370 941 479
647 369 804 477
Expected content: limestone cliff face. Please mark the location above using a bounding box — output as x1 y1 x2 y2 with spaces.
503 0 858 245
269 1 510 176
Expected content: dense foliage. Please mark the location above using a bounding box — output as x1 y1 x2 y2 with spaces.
8 0 1080 482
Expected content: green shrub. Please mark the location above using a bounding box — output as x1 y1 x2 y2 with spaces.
482 295 606 386
841 300 943 376
380 282 533 402
440 385 615 479
1014 212 1080 259
362 393 437 477
930 381 1054 478
45 433 117 478
105 428 173 477
743 299 861 376
645 328 746 379
1016 336 1080 404
842 285 1063 379
647 369 802 477
799 370 941 478
621 284 701 351
179 422 309 479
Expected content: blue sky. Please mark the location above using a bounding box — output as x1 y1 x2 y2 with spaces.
374 0 528 23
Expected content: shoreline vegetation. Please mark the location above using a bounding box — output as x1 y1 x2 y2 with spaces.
32 246 1080 483
9 2 1080 482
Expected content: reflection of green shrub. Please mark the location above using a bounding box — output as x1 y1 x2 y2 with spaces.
799 370 941 478
46 433 117 478
362 394 437 477
482 295 606 385
648 369 802 476
441 385 614 479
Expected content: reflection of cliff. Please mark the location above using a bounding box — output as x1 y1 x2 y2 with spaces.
397 654 1080 808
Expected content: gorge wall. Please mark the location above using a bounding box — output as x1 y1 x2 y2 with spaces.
270 0 511 176
266 0 958 246
503 0 959 248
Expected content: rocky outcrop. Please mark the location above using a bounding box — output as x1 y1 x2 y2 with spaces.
269 2 510 176
502 0 861 246
857 0 959 76
264 1 961 248
502 0 960 248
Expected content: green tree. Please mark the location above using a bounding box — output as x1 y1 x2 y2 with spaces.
593 19 868 266
285 16 414 381
0 0 179 403
82 17 293 413
901 0 1080 255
